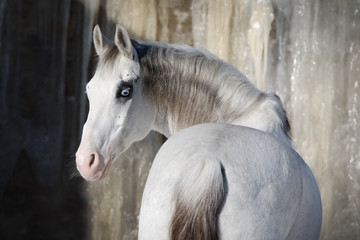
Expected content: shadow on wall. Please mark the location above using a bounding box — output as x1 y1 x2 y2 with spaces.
0 0 116 239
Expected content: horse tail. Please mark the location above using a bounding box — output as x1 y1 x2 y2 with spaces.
170 158 226 240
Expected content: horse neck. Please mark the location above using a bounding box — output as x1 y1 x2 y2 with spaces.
138 43 291 145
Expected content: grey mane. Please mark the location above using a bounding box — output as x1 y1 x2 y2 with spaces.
131 40 290 138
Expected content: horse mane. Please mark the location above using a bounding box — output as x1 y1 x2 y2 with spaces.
132 40 290 140
96 40 290 141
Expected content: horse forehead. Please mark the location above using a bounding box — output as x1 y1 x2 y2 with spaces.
88 56 140 94
115 56 140 79
93 59 137 81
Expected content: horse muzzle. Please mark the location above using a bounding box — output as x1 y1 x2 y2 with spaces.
75 151 112 181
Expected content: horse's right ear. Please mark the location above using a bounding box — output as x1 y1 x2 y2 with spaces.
93 25 110 55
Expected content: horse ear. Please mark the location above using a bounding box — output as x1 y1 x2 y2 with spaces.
115 24 132 57
93 25 110 55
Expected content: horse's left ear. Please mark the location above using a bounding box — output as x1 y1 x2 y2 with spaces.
115 24 132 58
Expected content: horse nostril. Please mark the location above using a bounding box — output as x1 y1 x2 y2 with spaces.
89 154 95 168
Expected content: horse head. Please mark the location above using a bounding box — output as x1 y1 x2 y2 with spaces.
75 25 156 181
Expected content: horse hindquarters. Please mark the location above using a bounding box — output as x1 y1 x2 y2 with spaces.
139 148 225 240
138 129 227 240
286 164 322 240
139 124 322 240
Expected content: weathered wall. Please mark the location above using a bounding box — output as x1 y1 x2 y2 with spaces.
0 0 359 239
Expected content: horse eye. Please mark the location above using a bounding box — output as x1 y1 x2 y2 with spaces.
116 84 133 99
121 89 130 96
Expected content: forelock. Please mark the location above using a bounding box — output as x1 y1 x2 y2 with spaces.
101 44 121 65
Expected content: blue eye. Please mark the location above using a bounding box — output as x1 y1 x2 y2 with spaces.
121 89 130 97
116 82 133 99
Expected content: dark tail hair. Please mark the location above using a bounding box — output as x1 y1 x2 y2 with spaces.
170 159 226 240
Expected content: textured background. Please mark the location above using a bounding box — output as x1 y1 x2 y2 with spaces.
0 0 359 239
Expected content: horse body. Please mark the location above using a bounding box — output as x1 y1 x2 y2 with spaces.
75 24 322 239
139 123 321 240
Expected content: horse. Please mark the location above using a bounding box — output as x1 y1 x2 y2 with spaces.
75 24 322 239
